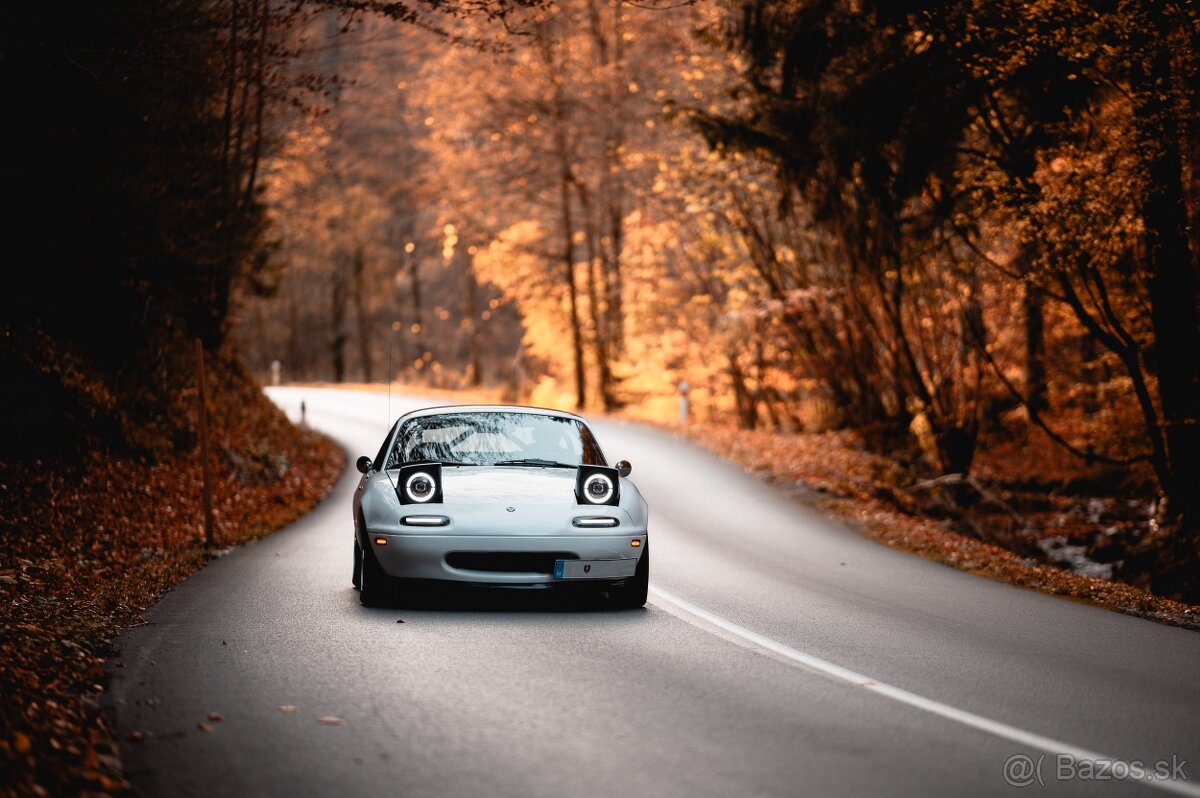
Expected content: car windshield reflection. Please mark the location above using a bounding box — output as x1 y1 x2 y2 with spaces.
388 412 606 468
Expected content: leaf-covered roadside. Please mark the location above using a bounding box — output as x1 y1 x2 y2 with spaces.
0 369 344 797
668 422 1200 632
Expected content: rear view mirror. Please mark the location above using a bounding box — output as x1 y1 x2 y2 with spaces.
615 460 632 478
356 456 373 474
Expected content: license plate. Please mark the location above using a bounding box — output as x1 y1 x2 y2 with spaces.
553 558 638 580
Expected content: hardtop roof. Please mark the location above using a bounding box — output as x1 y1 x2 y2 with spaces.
396 404 587 424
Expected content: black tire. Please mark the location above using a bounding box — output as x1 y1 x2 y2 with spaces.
352 538 363 589
612 545 648 609
359 540 393 607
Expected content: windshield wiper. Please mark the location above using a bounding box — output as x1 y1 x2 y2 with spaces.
494 458 576 469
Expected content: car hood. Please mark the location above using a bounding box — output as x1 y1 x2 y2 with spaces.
363 464 648 535
440 466 579 505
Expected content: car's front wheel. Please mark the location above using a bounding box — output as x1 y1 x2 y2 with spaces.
352 538 363 589
359 540 393 607
612 545 648 609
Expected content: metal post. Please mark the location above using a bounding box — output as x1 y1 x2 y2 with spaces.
196 339 215 548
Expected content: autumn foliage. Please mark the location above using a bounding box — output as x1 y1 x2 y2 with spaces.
672 420 1198 629
234 0 1198 599
0 354 343 795
694 0 1200 589
2 0 1198 789
2 2 351 793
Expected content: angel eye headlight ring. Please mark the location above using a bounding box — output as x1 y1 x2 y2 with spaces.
583 473 613 504
406 471 436 503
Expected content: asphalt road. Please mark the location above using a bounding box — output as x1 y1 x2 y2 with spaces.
108 387 1200 797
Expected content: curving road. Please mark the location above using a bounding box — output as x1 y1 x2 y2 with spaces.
108 387 1200 797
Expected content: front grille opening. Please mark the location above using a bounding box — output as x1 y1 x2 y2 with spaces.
446 551 577 574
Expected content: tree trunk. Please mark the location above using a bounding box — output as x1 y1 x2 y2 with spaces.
391 251 408 373
605 0 626 354
560 172 586 410
352 246 373 382
409 251 423 370
463 252 482 387
286 294 300 380
1023 281 1047 416
728 351 757 429
607 200 625 354
753 323 778 429
538 26 587 409
1134 15 1200 534
330 262 348 383
576 186 613 410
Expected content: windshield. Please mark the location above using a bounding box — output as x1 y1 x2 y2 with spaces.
387 412 606 468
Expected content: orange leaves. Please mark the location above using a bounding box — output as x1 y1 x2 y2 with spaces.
0 362 343 796
673 419 1199 630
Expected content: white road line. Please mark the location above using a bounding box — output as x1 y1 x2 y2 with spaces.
649 585 1200 797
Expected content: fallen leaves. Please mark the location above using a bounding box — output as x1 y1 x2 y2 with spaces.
318 716 346 726
278 705 299 714
669 421 1200 631
0 366 344 796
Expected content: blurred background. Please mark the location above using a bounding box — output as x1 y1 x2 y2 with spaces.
2 3 1199 792
3 0 1198 594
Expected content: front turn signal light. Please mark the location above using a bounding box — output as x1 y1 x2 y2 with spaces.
630 539 641 548
374 537 388 546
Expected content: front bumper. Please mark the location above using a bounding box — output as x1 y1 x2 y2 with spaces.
368 532 647 584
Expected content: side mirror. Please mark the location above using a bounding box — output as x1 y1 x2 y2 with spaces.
615 460 632 478
355 455 373 474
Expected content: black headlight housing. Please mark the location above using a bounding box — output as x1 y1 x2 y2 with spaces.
575 464 620 506
398 462 443 505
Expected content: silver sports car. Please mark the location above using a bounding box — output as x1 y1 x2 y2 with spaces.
351 405 649 607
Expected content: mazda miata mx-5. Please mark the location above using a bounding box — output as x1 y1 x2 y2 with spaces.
352 405 649 607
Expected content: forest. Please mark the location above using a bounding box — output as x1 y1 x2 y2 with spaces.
0 1 1197 790
3 1 1198 594
233 0 1199 598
